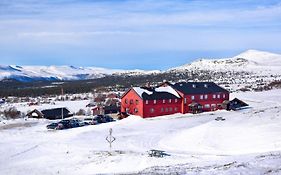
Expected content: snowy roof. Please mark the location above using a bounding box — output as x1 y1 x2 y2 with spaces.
133 87 153 97
132 86 180 100
155 86 180 98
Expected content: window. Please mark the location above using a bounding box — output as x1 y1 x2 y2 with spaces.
204 104 210 108
217 94 220 99
125 99 128 104
204 84 208 88
150 108 154 113
204 94 208 99
161 107 164 112
184 98 187 104
136 100 139 105
211 104 216 108
125 108 129 113
169 107 173 112
169 99 172 103
213 94 216 99
130 99 133 104
200 95 203 100
175 107 178 112
165 108 169 112
154 100 157 104
163 99 165 104
175 99 178 103
145 100 148 105
134 108 138 113
192 84 196 88
223 94 226 98
191 96 195 100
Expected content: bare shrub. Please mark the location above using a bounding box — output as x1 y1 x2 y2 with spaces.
4 107 21 119
76 109 86 116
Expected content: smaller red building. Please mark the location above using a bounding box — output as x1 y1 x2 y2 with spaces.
121 82 229 118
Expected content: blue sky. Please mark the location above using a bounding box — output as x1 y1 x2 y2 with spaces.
0 0 281 70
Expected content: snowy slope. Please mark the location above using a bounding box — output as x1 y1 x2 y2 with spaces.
1 90 281 174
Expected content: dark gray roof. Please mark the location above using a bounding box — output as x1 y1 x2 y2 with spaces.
172 82 229 94
41 108 72 120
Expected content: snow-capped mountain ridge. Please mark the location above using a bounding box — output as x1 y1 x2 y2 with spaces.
171 49 281 75
0 65 160 82
1 49 281 82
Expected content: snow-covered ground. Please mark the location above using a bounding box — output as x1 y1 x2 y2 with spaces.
1 90 281 174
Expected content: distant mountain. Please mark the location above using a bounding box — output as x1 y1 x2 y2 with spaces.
168 49 281 91
1 50 281 93
1 49 281 97
169 50 281 75
0 65 160 82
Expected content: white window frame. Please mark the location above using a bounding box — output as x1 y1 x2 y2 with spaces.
153 100 157 104
145 100 148 104
191 96 195 100
204 94 208 99
213 94 216 99
163 99 165 104
200 95 203 100
217 94 220 99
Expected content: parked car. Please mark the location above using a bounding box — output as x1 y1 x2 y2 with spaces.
84 118 99 125
46 122 59 130
46 118 88 130
94 115 114 124
84 115 115 125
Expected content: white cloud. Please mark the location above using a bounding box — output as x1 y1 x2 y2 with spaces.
0 0 281 66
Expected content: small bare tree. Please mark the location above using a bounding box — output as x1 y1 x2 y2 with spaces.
76 109 86 116
4 107 21 119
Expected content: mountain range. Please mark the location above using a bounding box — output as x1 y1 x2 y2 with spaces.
1 49 281 85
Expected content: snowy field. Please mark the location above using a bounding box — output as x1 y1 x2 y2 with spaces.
1 90 281 174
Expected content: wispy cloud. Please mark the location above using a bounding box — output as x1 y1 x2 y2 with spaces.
0 0 281 69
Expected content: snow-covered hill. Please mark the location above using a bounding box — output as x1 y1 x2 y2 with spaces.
170 49 281 75
168 50 281 92
0 65 160 82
